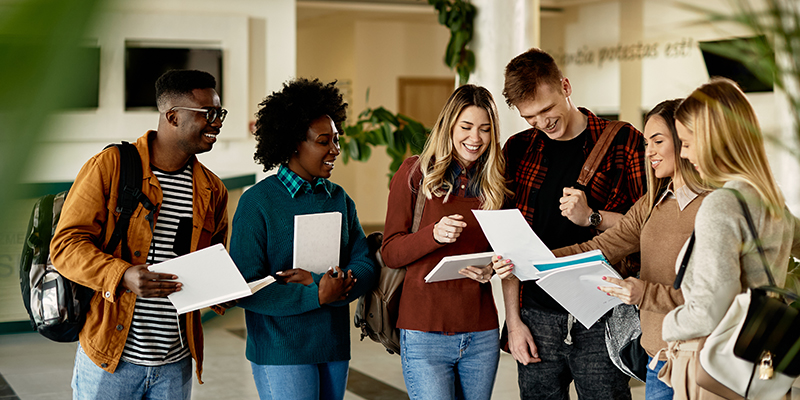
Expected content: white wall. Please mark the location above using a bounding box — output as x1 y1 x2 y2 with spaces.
297 9 452 226
541 0 799 210
25 0 297 184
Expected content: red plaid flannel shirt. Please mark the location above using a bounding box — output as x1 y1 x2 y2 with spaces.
503 108 646 225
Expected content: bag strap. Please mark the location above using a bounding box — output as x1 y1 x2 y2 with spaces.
730 189 776 287
730 189 799 302
410 179 426 233
103 142 156 262
673 188 798 301
673 232 696 289
576 120 626 187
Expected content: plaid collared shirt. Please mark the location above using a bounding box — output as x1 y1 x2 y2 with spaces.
276 164 332 198
503 108 646 225
447 161 481 198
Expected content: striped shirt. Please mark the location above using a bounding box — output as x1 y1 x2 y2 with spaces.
121 162 193 366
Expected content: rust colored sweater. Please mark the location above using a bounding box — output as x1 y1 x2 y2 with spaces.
554 188 707 358
381 157 498 333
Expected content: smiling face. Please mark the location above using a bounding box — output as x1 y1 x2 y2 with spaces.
451 105 491 168
287 115 340 181
514 79 580 141
174 88 223 156
644 115 677 180
676 119 701 176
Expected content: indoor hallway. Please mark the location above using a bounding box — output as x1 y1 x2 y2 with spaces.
0 304 650 400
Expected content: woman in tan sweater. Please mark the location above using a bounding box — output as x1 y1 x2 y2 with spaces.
494 99 709 399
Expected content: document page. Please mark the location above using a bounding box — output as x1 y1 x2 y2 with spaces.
533 250 606 274
424 251 495 283
536 261 622 329
148 244 274 314
293 211 342 274
472 209 554 281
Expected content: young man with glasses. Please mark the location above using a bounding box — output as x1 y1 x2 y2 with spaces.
51 69 230 400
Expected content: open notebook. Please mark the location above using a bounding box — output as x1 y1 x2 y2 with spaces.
148 243 275 314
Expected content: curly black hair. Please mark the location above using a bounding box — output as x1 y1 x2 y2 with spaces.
253 78 347 171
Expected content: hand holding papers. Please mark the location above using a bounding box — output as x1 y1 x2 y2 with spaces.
148 244 275 314
472 209 554 280
534 250 623 328
424 251 495 283
293 212 342 274
472 209 623 328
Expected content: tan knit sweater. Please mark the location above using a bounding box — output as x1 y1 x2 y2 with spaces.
554 189 707 358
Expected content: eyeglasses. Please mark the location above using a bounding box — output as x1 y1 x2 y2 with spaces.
170 106 228 124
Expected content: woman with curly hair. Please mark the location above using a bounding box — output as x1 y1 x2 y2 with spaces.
381 84 511 399
229 78 378 400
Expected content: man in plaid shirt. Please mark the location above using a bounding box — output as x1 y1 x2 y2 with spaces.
499 48 645 399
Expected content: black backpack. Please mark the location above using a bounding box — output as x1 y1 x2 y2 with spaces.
19 142 155 342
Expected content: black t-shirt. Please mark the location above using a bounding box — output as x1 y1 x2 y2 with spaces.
522 130 598 312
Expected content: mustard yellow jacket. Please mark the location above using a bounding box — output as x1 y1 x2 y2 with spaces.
50 131 229 383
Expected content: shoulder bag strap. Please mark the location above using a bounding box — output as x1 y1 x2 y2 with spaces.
730 189 777 287
576 120 627 188
410 178 426 233
730 189 797 301
673 232 695 289
674 188 798 300
104 142 156 262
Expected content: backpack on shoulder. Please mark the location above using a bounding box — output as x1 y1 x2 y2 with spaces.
354 183 426 355
19 142 155 342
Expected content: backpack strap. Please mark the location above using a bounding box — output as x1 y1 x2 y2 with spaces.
410 184 426 233
576 120 626 188
103 142 156 262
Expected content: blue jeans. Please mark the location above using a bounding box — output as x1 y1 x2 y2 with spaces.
72 344 192 400
517 308 631 400
646 356 674 400
400 328 500 400
250 360 349 400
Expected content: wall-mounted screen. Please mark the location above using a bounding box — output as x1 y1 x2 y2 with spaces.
699 36 773 93
125 46 223 110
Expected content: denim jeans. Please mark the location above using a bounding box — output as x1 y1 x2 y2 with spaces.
517 307 631 400
400 328 500 400
72 344 192 400
645 356 674 400
250 360 349 400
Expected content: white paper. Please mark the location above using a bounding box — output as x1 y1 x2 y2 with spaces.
536 261 623 329
472 209 554 281
424 251 495 283
293 211 342 274
147 244 275 314
533 249 606 274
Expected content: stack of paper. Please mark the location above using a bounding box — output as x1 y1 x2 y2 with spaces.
148 243 275 314
472 209 624 328
534 251 622 329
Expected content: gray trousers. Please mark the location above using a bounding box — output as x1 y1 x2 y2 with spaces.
517 307 632 400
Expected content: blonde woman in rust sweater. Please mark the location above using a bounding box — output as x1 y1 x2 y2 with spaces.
381 84 512 400
496 99 710 399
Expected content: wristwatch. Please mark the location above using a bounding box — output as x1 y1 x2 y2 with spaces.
589 210 603 227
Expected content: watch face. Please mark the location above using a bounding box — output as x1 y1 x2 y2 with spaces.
590 211 602 227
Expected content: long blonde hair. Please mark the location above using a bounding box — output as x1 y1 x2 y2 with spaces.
643 99 709 213
675 77 784 217
415 84 511 210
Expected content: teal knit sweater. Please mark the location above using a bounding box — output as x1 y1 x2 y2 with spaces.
230 175 377 365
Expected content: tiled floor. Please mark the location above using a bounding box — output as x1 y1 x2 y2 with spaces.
0 290 650 400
